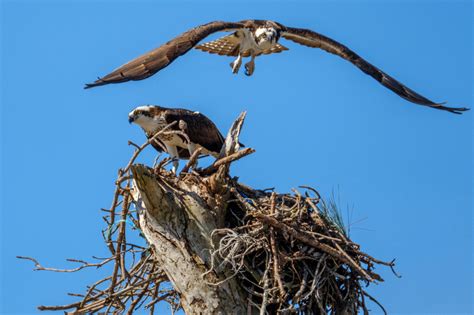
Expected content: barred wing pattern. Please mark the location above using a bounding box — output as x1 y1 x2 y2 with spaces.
195 33 289 57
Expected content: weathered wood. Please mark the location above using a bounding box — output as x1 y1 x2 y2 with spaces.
132 165 252 314
131 166 249 315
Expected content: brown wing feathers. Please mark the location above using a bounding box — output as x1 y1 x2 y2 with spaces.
282 27 469 114
281 27 468 114
164 109 224 155
85 21 243 88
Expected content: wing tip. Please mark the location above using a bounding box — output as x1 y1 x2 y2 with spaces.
84 83 97 89
433 103 470 115
84 77 106 89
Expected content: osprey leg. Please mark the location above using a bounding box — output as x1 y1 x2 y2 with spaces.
187 143 198 169
165 144 180 174
244 54 256 76
230 54 242 74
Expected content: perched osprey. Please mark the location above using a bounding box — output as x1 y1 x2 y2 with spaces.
128 105 224 173
85 20 468 114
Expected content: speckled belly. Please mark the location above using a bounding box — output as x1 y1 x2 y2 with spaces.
158 133 188 149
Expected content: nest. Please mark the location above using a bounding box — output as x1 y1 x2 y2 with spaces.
18 118 397 314
205 180 398 314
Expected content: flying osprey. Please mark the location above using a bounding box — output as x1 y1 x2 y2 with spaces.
85 20 468 114
128 105 224 173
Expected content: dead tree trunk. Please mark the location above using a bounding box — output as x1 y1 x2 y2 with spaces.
132 165 249 314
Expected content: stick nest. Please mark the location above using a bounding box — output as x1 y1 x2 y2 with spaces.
205 179 398 314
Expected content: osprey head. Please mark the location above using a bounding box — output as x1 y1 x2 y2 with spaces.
128 105 160 132
254 26 278 48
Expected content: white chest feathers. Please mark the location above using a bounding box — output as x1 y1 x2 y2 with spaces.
136 116 166 134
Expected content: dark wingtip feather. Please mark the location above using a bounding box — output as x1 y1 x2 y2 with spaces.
387 79 469 115
84 77 106 89
435 104 470 115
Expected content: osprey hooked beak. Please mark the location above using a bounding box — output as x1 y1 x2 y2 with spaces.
128 111 139 124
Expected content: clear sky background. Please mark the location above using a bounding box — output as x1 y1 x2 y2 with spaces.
1 0 472 314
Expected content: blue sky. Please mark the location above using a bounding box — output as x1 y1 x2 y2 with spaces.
1 0 472 314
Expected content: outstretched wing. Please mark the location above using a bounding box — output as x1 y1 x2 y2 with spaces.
164 109 224 155
85 21 245 88
281 26 469 114
196 32 289 57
